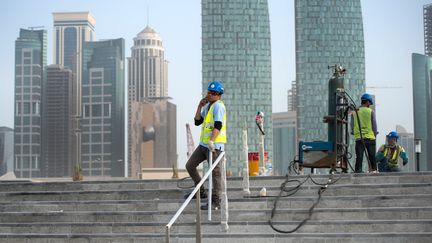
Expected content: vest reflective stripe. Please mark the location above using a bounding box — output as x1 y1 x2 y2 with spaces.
383 145 401 165
200 101 227 144
353 107 375 140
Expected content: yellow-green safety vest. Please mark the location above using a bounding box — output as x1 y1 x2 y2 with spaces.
200 101 227 144
383 145 402 165
353 107 375 140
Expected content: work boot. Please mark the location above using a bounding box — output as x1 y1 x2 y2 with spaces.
201 197 220 210
184 189 207 199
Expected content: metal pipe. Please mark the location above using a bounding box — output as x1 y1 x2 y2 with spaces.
165 152 225 242
196 189 202 243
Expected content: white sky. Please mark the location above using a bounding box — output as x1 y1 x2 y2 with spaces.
0 0 429 168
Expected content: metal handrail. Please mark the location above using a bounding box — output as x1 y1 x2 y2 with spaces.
166 151 226 243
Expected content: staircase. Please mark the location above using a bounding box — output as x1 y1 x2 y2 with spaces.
0 172 431 242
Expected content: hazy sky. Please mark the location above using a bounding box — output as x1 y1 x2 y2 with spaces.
0 0 429 168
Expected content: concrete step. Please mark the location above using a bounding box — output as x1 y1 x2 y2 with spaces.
0 219 430 234
0 232 431 243
0 206 430 223
1 172 431 193
2 193 429 213
0 182 430 202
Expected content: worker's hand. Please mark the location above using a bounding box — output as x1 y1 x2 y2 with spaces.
208 140 216 152
199 98 208 107
403 160 408 166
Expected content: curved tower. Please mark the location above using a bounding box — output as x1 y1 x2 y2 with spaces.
295 0 365 143
202 0 272 174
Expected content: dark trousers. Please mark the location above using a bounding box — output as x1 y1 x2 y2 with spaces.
186 145 222 201
355 139 377 172
378 158 401 172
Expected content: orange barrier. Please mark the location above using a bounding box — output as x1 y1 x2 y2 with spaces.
248 152 268 176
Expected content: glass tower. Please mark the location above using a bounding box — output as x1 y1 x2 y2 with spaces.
81 39 125 177
412 53 432 171
295 0 365 143
202 0 272 175
14 28 47 178
424 4 432 56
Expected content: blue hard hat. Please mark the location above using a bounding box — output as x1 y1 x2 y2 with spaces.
387 131 399 140
361 93 373 104
207 80 224 94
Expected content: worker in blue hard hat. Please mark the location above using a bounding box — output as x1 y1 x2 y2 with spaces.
185 80 226 210
351 93 378 173
376 131 409 172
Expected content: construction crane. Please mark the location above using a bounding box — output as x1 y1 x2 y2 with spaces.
28 26 45 30
186 123 195 159
366 86 402 89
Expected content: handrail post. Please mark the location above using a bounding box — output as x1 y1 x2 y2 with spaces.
220 156 229 232
165 152 225 242
208 151 213 221
165 225 170 243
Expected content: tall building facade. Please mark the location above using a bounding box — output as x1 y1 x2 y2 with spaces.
412 53 432 171
395 125 415 172
81 39 125 177
272 111 297 176
14 28 47 178
42 65 75 177
202 0 272 175
0 127 14 176
295 0 365 143
424 4 432 56
127 26 171 176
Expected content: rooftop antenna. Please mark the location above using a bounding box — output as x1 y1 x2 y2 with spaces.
147 5 150 26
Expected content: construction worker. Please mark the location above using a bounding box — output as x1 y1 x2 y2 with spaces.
351 93 378 173
376 131 408 172
185 80 226 210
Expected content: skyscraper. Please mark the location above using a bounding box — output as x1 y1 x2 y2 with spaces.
14 28 47 178
412 53 432 171
81 38 125 177
127 26 171 176
53 12 96 167
424 4 432 56
128 26 168 101
272 111 297 176
0 127 14 176
295 0 365 143
53 12 95 77
202 0 272 175
42 65 75 177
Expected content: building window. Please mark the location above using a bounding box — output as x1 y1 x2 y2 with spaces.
23 103 30 114
103 103 111 117
92 104 102 117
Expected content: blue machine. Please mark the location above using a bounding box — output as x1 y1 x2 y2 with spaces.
298 141 336 168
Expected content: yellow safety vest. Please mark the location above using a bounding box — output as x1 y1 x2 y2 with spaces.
383 145 402 165
353 107 375 140
200 101 227 144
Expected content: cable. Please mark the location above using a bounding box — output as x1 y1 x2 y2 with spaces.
268 162 337 233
